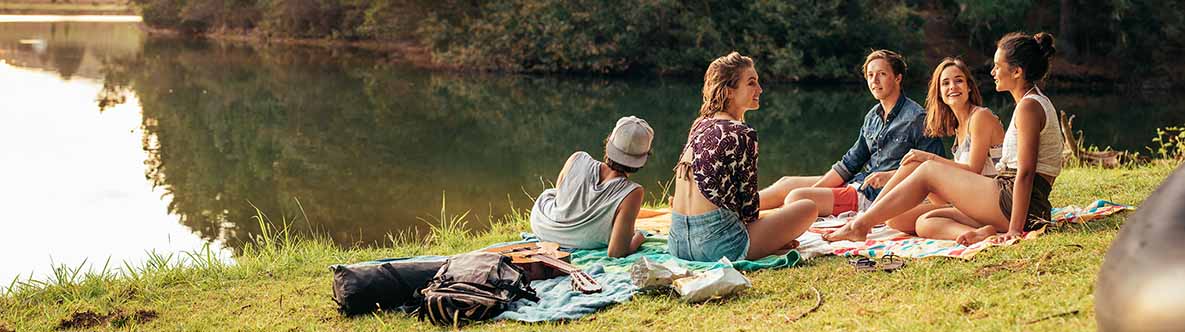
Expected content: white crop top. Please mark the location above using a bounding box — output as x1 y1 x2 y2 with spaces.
997 87 1064 178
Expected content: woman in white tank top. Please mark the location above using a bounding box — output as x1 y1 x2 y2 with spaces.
824 32 1061 245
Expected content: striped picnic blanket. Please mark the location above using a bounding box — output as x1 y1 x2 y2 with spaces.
637 200 1133 260
798 200 1133 260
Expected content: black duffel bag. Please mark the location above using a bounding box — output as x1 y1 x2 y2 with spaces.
330 258 447 316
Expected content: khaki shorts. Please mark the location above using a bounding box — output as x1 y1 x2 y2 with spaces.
995 174 1054 231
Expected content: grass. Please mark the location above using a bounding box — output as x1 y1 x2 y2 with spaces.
0 161 1177 331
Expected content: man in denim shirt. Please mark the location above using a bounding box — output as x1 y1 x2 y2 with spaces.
758 50 946 216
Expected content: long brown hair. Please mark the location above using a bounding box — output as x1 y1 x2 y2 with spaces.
923 58 984 137
699 52 754 118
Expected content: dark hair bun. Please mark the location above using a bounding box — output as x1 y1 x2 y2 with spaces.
1034 32 1057 59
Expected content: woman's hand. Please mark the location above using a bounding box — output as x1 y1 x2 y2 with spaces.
901 149 938 166
992 230 1024 244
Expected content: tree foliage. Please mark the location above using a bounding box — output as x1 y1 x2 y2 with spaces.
128 0 1185 82
418 0 923 81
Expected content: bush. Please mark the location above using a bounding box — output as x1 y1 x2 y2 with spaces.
418 0 923 81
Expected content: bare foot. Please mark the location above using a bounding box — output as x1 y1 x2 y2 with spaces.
955 226 997 246
785 239 799 250
822 224 869 242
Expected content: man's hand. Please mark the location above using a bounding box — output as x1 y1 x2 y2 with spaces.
860 170 894 189
901 149 939 166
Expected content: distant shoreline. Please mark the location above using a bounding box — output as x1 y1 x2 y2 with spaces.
0 3 134 16
142 26 439 70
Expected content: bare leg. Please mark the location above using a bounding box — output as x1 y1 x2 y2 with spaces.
915 207 985 238
915 207 1001 245
957 226 999 246
785 187 836 216
745 200 817 260
824 161 1005 242
759 176 821 210
879 160 948 206
885 203 943 235
878 160 920 198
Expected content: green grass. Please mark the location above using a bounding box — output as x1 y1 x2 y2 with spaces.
0 161 1177 331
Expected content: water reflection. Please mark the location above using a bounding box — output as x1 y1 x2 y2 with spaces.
97 39 877 252
0 61 229 285
0 20 229 286
3 20 1182 259
0 21 142 80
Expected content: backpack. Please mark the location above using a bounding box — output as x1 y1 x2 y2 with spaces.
330 258 447 316
418 251 539 326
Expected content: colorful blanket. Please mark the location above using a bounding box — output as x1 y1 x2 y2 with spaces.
638 200 1133 260
797 199 1133 260
491 234 800 322
1051 199 1132 225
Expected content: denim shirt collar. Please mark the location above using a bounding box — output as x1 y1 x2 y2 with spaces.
874 94 908 122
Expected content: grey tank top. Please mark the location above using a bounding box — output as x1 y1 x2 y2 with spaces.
530 151 640 249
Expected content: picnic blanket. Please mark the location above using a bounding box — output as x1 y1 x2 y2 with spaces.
638 200 1133 260
804 199 1133 259
492 234 799 322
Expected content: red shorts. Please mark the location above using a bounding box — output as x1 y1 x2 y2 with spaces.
831 186 860 215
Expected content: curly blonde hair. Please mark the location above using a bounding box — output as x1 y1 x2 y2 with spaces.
699 52 754 118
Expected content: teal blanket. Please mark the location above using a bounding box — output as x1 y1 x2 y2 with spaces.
493 234 800 322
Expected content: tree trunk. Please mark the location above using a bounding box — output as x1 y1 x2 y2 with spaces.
1059 0 1079 59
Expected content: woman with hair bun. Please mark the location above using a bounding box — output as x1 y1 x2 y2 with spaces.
667 52 816 261
825 32 1063 245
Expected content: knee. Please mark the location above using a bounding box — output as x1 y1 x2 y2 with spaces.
913 210 946 231
772 176 796 190
785 199 818 217
918 209 942 220
914 217 938 233
785 188 808 205
912 161 947 186
916 160 948 175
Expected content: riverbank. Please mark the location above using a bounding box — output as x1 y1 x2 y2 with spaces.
1 161 1177 331
140 26 436 68
0 2 132 15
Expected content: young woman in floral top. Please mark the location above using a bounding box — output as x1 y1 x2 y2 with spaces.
667 52 817 262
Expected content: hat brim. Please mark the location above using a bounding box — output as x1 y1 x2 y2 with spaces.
606 146 647 169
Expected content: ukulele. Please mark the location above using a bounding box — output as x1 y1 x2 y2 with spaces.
482 242 603 294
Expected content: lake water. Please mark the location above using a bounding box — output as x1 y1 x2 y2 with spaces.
2 19 1182 284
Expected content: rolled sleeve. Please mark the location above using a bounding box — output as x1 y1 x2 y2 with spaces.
833 130 870 183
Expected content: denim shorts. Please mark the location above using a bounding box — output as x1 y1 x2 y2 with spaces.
667 209 750 262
